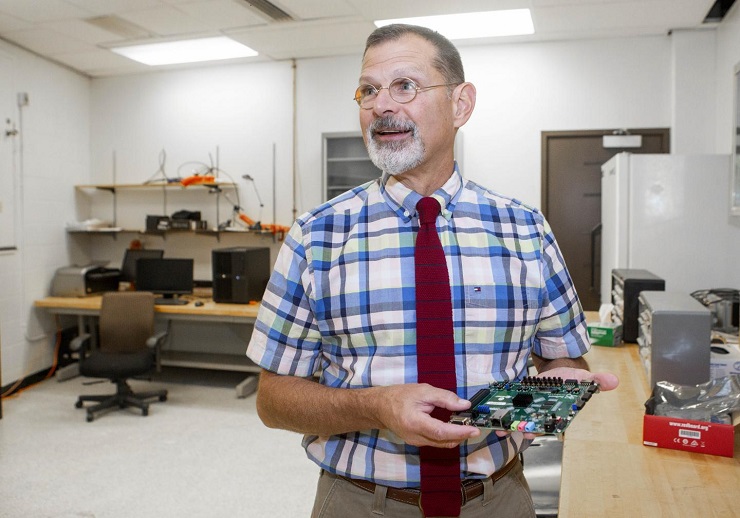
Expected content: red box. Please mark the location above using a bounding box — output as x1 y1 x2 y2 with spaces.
643 413 735 458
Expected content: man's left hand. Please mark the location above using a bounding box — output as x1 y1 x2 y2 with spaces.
494 367 618 440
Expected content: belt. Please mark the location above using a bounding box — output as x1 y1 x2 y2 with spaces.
334 458 518 507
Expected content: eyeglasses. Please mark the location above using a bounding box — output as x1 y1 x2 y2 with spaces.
353 77 458 109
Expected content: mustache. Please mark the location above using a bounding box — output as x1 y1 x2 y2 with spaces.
369 116 416 136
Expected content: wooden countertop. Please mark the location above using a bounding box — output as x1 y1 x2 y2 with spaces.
559 317 739 517
35 295 260 319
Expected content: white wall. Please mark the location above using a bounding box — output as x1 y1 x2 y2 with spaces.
296 36 671 210
0 40 90 385
715 4 740 280
463 36 673 205
716 3 740 154
671 29 717 154
89 61 294 226
3 17 740 386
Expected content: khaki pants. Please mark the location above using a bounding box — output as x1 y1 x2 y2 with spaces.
310 459 536 518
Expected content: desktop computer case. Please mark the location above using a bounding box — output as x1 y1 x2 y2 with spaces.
637 291 711 388
212 247 270 304
611 269 665 343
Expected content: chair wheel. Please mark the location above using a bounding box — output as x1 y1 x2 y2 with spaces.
142 405 149 416
75 400 83 409
159 395 167 402
86 413 94 423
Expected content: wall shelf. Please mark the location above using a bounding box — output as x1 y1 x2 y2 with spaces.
74 181 237 234
66 227 272 242
74 181 236 191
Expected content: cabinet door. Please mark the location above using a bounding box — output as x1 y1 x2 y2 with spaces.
323 133 381 201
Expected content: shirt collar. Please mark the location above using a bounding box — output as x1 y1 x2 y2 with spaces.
380 162 462 223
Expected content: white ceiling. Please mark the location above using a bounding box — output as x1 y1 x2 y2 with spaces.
0 0 726 77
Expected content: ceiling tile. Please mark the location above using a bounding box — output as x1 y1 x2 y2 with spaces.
3 27 94 55
0 11 32 32
0 0 727 77
275 0 358 20
52 47 149 75
533 0 713 34
40 18 129 45
228 19 374 60
117 5 213 36
0 0 92 23
64 0 164 16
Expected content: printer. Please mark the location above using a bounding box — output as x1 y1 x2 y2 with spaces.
51 265 121 297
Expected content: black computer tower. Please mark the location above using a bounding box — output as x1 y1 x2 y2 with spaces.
212 247 271 304
611 268 665 343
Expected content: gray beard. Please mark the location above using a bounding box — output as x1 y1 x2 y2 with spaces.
365 118 424 175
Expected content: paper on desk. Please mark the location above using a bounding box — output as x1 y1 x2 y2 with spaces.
598 303 614 323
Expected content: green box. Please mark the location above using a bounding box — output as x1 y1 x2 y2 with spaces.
587 322 623 346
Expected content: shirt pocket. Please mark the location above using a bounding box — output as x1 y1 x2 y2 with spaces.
462 284 542 379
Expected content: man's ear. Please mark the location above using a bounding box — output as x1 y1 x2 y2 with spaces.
452 82 476 129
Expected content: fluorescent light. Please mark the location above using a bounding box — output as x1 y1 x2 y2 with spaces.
111 36 257 66
375 9 534 40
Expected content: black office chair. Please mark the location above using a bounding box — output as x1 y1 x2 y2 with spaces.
72 291 168 422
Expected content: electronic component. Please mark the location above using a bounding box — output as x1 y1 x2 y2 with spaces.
449 377 599 435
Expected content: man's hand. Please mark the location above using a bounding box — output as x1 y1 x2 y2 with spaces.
257 372 480 447
375 383 481 448
493 363 619 440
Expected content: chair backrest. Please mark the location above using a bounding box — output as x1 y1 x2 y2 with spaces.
98 292 156 354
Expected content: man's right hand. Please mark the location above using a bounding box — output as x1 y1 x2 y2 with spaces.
257 372 479 448
373 383 480 448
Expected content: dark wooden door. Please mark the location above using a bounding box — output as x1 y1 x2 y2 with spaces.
541 129 669 311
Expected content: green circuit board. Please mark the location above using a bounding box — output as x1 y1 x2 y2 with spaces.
449 377 599 434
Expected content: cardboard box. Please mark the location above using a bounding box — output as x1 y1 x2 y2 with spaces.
643 413 736 458
587 322 623 346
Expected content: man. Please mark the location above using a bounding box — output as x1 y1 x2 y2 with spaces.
247 24 618 518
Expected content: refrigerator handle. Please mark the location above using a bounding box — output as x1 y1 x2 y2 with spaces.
590 222 602 294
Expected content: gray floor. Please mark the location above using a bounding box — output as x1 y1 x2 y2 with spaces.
1 369 562 518
0 369 318 518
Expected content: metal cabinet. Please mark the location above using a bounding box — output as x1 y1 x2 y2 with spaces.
322 132 381 201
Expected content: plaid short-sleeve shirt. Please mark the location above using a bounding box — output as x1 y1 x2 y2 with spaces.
247 165 590 487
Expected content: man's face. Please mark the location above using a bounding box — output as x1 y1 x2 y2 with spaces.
358 34 456 176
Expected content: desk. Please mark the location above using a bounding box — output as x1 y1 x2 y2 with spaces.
34 296 262 397
559 340 739 516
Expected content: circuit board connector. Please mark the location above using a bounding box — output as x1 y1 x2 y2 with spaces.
449 377 599 434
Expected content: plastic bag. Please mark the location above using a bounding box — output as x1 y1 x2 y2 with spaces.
644 374 740 424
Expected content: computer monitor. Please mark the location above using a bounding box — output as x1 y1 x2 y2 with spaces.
120 248 164 284
135 258 194 305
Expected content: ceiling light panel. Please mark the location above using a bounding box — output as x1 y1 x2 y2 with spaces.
111 36 258 65
375 10 535 40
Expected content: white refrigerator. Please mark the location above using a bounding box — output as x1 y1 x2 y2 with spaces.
600 152 739 305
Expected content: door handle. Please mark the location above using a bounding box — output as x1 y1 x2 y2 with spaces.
590 223 602 293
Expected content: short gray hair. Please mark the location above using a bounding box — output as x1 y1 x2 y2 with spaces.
363 24 465 85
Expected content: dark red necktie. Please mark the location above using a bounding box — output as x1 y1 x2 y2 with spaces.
415 197 461 518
